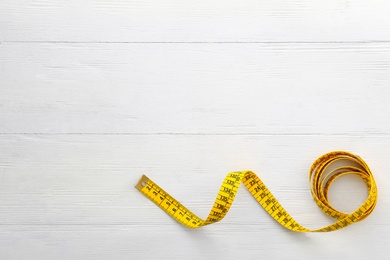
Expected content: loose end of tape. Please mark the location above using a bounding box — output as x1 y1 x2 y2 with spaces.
135 175 149 191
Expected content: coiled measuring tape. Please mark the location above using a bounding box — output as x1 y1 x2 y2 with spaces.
135 151 377 232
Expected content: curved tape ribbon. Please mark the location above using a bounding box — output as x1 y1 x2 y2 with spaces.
136 151 377 232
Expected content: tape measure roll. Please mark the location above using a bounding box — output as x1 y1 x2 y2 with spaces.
135 151 377 232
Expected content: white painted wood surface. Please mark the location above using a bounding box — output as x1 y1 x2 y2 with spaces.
1 1 390 259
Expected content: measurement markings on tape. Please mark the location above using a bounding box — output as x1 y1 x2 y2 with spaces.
135 151 377 232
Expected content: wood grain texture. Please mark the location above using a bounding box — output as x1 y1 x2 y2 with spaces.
1 42 390 134
0 135 389 260
1 0 390 42
1 1 390 260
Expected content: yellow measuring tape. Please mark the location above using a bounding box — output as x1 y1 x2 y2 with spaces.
135 151 377 232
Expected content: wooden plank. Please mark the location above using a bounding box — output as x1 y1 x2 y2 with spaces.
1 0 390 42
0 134 387 225
1 42 390 134
0 134 388 259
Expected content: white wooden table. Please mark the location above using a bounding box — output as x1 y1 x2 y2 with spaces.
1 1 390 259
